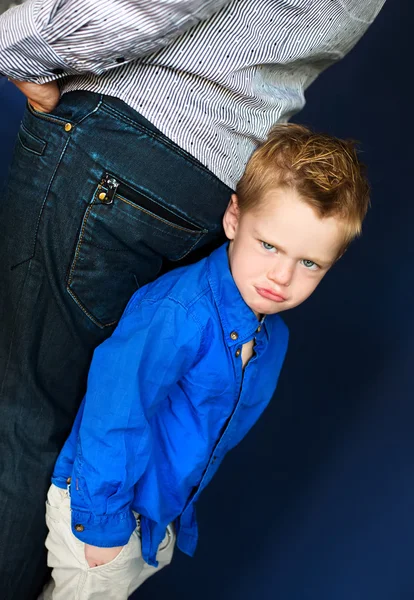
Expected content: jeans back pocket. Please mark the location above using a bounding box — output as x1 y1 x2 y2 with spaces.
67 172 208 328
17 123 47 156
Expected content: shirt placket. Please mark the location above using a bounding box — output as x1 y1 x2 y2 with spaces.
189 330 261 502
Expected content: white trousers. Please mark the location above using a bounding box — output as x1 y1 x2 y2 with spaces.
39 484 175 600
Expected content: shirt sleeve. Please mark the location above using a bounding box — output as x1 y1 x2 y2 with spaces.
68 295 202 548
0 0 230 82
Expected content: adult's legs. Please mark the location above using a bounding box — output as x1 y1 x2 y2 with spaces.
0 91 230 599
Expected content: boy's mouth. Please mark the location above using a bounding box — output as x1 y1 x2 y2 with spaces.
254 286 287 302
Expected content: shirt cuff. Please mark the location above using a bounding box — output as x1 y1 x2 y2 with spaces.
0 2 77 82
71 506 137 548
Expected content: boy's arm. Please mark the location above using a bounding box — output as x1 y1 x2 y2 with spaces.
0 0 230 81
68 295 202 549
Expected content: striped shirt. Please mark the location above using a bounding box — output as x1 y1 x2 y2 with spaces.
0 0 385 189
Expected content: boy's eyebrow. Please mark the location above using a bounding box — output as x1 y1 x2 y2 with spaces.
255 229 331 267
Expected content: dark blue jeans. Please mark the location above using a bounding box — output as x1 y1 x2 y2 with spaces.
0 91 231 599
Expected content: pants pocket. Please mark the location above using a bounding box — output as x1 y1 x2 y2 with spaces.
85 539 134 573
66 171 208 328
43 508 175 600
17 123 47 156
79 528 145 600
45 484 69 524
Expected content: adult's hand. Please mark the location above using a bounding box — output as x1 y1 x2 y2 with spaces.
9 79 60 114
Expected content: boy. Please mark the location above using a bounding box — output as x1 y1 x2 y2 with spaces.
40 124 370 599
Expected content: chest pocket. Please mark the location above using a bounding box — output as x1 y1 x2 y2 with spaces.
67 172 207 328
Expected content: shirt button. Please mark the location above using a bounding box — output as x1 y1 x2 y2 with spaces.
230 331 238 340
235 348 241 357
74 524 84 532
66 477 71 484
256 325 261 333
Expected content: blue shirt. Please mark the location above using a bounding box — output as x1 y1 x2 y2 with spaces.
52 243 289 566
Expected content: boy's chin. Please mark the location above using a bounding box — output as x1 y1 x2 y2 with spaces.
247 299 286 317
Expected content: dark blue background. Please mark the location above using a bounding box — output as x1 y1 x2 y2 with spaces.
1 1 412 598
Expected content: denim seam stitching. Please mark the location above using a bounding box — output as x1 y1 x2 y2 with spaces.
27 96 103 266
17 131 46 156
116 196 207 235
66 188 207 327
76 95 104 125
9 136 72 271
12 101 101 268
32 138 71 260
66 199 114 329
170 233 204 262
88 224 202 251
18 122 47 154
27 94 103 126
101 168 210 231
67 278 114 329
20 122 46 144
110 181 207 231
27 101 73 125
11 96 102 269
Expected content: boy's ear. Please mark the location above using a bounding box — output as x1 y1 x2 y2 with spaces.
223 194 240 240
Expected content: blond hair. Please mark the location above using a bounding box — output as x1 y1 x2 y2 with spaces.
236 123 370 253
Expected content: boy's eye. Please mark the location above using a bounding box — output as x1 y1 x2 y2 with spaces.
261 241 277 252
301 259 318 270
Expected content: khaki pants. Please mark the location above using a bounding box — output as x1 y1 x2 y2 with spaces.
39 484 175 600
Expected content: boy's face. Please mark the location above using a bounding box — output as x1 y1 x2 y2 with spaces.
223 189 346 317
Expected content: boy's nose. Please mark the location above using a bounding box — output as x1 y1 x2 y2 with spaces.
268 264 293 287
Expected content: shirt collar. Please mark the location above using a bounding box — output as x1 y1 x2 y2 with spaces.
207 243 271 346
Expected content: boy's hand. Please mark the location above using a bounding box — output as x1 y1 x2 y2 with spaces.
84 543 125 568
8 79 60 114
